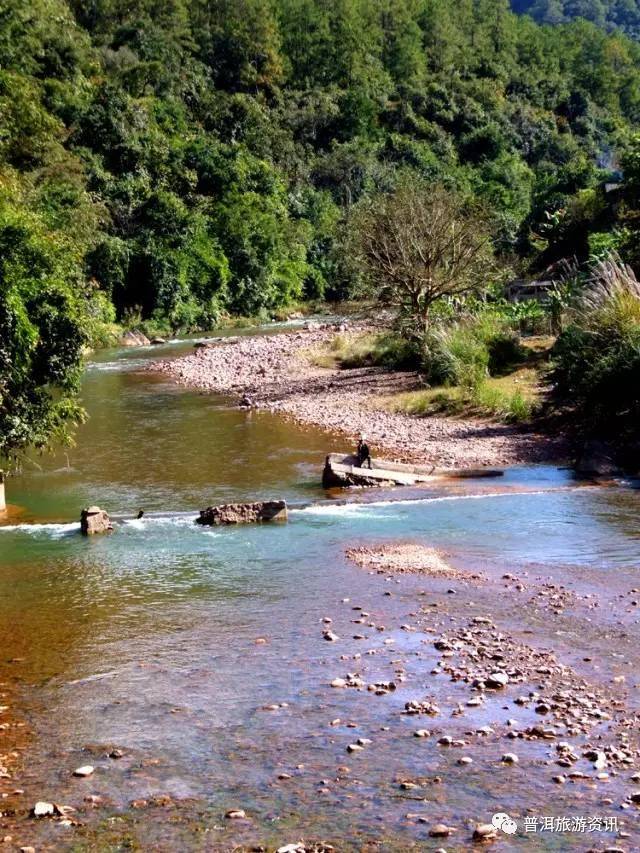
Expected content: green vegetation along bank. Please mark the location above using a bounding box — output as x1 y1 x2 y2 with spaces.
4 0 640 462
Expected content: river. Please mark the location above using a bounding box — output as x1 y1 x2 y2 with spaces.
1 327 640 851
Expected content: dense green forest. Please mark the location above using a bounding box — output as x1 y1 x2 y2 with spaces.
512 0 640 40
4 0 640 457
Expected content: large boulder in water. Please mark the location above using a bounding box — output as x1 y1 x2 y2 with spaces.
119 330 150 347
196 501 288 525
81 506 113 535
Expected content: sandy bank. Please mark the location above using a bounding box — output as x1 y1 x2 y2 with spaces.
152 325 565 469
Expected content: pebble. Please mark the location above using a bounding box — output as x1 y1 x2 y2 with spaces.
486 672 509 689
473 823 498 841
429 823 454 837
225 808 247 819
32 801 54 817
501 753 519 764
73 765 94 777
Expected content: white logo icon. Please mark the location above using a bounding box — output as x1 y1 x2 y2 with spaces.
492 812 518 834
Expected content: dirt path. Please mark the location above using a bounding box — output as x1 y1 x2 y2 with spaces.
153 324 566 468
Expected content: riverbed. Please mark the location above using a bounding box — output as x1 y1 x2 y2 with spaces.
1 328 639 851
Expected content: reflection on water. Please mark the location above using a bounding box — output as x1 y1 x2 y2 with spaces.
1 333 640 848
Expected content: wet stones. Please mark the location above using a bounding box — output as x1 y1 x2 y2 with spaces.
31 802 54 818
196 500 288 525
473 823 498 842
404 699 440 716
429 823 455 838
485 672 509 689
323 630 339 642
501 753 519 764
225 808 247 819
80 506 112 535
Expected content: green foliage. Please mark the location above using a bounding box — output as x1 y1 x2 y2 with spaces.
4 0 640 456
423 312 527 387
0 191 88 463
325 332 422 370
550 257 640 438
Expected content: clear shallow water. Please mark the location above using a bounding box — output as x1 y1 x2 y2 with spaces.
1 331 640 850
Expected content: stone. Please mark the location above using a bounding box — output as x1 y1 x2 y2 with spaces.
150 337 166 345
502 753 519 764
73 765 94 777
80 506 112 535
225 808 246 819
196 501 288 525
32 801 54 817
331 678 347 688
323 630 339 642
429 824 454 837
119 330 150 347
486 672 509 689
473 823 498 841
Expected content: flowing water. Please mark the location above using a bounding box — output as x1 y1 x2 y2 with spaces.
1 329 640 851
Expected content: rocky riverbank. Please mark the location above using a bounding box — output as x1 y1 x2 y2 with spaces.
153 324 565 469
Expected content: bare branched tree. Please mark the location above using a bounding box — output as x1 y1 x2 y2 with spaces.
351 180 498 336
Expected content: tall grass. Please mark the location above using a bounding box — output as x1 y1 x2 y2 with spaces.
550 255 640 442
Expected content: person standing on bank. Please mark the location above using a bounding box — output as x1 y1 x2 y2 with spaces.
356 434 373 469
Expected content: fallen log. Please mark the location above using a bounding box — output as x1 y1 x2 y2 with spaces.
322 453 503 488
196 500 288 525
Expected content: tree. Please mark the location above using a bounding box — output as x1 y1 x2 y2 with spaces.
0 196 87 465
352 180 497 335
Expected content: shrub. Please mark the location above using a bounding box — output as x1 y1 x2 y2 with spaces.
550 256 640 440
422 311 526 387
326 332 422 371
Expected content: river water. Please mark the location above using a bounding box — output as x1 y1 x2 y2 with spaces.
1 329 640 851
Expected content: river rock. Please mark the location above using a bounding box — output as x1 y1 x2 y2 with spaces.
225 808 246 819
486 672 509 689
80 506 113 535
119 330 150 347
196 500 288 525
32 801 54 817
73 765 94 777
473 823 498 841
429 823 454 837
150 337 166 345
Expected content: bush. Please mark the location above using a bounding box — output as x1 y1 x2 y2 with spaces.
422 312 526 387
550 256 640 440
328 332 422 370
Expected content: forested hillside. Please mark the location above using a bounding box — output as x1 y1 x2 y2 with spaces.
5 0 640 456
4 0 640 332
512 0 640 40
